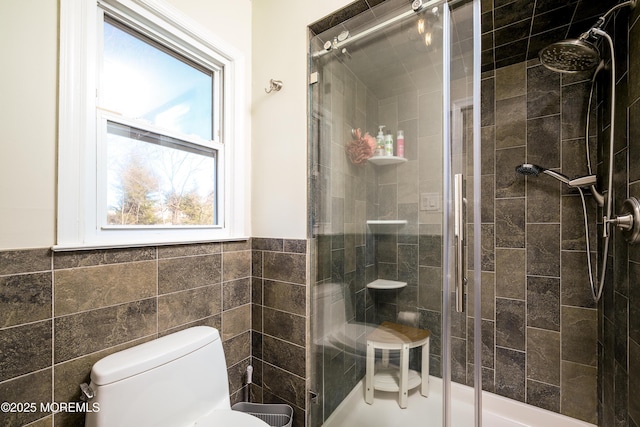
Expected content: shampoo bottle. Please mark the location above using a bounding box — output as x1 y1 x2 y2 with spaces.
375 126 386 157
384 132 393 156
397 130 404 158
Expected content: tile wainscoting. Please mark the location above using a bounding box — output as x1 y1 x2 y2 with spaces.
0 238 308 427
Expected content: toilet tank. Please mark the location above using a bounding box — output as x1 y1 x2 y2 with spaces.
85 326 230 427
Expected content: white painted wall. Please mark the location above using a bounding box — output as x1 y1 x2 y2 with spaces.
0 0 252 250
1 0 354 247
251 0 353 239
0 0 58 249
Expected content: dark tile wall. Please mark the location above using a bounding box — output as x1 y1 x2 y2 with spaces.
0 241 253 427
250 238 308 427
481 60 598 423
598 5 640 427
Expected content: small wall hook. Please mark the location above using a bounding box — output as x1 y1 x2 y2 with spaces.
265 79 283 93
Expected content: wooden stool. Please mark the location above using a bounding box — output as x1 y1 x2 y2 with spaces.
365 321 431 408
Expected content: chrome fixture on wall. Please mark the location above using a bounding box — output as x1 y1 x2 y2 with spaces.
264 79 283 94
607 197 640 244
532 0 637 302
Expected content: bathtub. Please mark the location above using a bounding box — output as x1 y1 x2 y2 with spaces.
322 376 596 427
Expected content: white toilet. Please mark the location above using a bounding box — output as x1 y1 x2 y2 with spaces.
83 326 269 427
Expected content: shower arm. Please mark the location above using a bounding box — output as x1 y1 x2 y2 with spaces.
581 0 636 40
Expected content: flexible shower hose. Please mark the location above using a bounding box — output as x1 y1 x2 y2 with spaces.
582 28 616 303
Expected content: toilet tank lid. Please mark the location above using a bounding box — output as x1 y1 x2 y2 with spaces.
90 326 220 386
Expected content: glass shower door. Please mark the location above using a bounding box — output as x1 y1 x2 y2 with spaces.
308 0 480 425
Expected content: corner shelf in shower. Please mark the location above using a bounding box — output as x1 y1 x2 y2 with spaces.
366 279 407 289
368 156 408 166
366 219 408 234
366 220 408 226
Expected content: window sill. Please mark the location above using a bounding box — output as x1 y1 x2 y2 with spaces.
52 236 250 252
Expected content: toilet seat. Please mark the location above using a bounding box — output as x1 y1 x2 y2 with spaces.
194 409 270 426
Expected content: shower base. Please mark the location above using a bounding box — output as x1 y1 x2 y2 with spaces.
322 377 595 427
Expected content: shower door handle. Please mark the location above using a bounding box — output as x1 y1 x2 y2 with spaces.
454 173 466 313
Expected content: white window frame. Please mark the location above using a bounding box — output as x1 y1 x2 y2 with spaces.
56 0 247 250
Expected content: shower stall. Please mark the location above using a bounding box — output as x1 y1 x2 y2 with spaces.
308 0 483 425
306 0 640 426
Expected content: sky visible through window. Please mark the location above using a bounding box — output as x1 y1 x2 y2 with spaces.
102 20 216 226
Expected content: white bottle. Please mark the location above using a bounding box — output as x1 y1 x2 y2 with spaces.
375 126 386 157
397 130 404 158
384 132 393 156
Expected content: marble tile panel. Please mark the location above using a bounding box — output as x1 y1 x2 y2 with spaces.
54 261 156 316
284 239 307 254
496 298 525 351
495 95 526 148
418 233 442 267
560 250 596 309
263 335 305 378
223 278 251 311
527 327 560 385
227 356 251 396
561 81 589 141
495 346 525 402
54 299 156 363
222 250 251 282
481 77 495 127
526 379 560 413
223 240 250 252
495 62 526 100
263 307 306 347
0 320 51 382
562 306 597 366
481 126 496 175
495 198 525 248
222 331 251 367
263 251 306 285
481 319 495 369
526 172 560 223
526 115 560 169
526 64 560 118
0 369 51 426
222 304 251 341
0 272 51 327
495 147 526 198
495 248 525 299
263 280 305 316
0 248 51 275
418 266 441 312
158 254 221 294
527 275 560 331
262 362 306 409
526 223 560 277
157 242 220 259
158 285 222 331
561 361 597 424
53 247 154 269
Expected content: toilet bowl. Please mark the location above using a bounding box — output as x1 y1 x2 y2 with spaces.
83 326 269 427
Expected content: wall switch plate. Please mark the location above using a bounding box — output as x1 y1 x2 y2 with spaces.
420 192 440 211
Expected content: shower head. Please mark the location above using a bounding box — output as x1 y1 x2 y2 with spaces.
515 163 542 176
515 163 571 185
538 38 601 73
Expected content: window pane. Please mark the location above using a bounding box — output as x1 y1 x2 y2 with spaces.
106 122 217 226
102 20 213 140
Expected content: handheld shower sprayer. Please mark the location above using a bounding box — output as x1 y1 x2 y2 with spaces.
514 164 597 189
